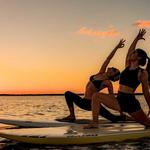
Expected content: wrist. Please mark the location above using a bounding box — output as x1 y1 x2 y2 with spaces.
135 36 139 41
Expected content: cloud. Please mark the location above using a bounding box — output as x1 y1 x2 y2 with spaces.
134 20 150 28
76 26 120 37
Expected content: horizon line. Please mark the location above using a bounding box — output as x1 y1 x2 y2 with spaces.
0 93 143 96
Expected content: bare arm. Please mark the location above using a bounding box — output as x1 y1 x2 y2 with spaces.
107 81 114 95
140 70 150 109
98 39 125 74
125 29 146 67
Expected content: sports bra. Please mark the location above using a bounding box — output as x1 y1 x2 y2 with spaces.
119 67 141 89
90 75 103 90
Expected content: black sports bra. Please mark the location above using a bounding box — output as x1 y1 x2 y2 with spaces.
119 67 141 89
90 75 103 90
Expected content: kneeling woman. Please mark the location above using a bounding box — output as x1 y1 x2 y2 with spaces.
85 29 150 128
58 39 127 123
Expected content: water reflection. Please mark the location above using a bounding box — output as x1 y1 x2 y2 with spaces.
0 95 149 150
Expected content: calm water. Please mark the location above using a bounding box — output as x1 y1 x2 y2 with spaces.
0 95 149 150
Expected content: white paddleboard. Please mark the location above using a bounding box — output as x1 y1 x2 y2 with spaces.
0 118 134 128
0 123 148 145
0 118 73 128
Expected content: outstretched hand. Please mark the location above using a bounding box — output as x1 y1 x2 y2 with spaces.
116 39 126 49
136 29 146 41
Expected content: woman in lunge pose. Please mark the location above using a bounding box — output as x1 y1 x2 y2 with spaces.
58 39 127 123
84 29 150 128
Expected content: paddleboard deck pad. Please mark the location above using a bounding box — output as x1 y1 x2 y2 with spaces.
0 123 149 145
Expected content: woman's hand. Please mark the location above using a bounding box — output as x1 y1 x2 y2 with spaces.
98 39 125 74
116 39 126 49
136 29 146 41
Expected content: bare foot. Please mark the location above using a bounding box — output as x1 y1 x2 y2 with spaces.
83 123 98 129
125 115 134 121
56 115 76 122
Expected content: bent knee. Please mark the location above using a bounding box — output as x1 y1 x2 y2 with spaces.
92 92 104 99
65 91 72 96
92 93 103 102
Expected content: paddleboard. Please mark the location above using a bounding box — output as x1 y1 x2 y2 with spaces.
0 118 134 128
0 123 148 145
0 118 73 128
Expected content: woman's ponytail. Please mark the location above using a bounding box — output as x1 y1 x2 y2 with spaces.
146 57 150 82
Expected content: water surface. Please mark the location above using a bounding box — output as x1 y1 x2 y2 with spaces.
0 95 149 150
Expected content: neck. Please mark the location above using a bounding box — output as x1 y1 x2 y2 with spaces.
129 61 139 69
105 73 110 80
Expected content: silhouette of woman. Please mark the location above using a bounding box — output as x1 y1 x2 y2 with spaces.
58 39 127 123
84 29 150 128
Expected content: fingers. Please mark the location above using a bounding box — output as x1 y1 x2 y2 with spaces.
120 39 125 42
138 28 146 40
117 29 145 49
119 39 125 48
120 43 124 48
120 39 126 44
139 29 145 34
139 28 146 34
141 37 145 40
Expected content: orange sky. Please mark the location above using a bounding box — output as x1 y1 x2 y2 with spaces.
0 1 150 94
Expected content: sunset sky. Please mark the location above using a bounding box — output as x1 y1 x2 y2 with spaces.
0 0 150 94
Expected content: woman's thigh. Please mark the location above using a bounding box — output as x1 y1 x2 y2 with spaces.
65 91 91 110
130 109 150 126
92 93 120 111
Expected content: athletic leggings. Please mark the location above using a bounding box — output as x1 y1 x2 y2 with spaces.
65 91 126 122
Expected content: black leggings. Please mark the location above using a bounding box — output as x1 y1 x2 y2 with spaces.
65 91 126 122
117 92 141 113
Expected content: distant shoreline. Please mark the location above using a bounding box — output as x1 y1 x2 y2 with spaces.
0 93 83 96
0 94 66 96
0 93 143 96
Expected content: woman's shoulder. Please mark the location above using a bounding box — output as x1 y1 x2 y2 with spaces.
139 68 148 81
89 75 94 81
138 67 145 72
103 80 112 85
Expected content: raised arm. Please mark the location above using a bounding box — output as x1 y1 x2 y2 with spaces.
125 29 146 67
98 39 125 74
107 81 114 95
